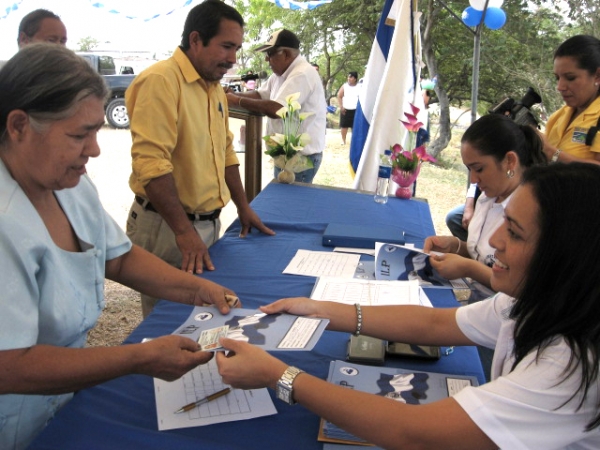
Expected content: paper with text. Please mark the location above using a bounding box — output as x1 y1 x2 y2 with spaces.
310 278 432 307
283 249 360 278
154 359 276 430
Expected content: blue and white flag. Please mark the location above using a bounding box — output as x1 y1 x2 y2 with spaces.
349 0 396 175
351 0 421 192
269 0 332 10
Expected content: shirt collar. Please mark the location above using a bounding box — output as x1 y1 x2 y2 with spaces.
173 46 215 90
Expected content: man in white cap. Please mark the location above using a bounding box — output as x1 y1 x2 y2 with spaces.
226 29 326 183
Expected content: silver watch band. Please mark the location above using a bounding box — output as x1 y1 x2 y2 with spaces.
276 366 304 405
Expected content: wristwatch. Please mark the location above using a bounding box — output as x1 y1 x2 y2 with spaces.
276 366 304 405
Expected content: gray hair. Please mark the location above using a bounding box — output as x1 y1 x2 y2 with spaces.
0 43 109 145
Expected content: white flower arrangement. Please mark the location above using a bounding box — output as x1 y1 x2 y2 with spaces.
263 92 314 182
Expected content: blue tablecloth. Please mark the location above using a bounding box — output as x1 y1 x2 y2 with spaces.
29 183 484 450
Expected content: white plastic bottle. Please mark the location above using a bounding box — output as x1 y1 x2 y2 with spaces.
374 149 392 204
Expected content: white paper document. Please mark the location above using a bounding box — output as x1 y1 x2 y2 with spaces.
154 359 276 431
310 277 432 307
283 249 360 278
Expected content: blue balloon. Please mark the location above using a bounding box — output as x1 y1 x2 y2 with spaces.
484 7 507 30
462 7 483 27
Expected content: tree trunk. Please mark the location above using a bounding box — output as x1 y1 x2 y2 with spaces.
422 0 451 159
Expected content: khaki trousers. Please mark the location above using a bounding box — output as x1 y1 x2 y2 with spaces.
126 200 220 318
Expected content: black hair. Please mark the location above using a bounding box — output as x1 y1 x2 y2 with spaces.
554 35 600 76
180 0 244 50
348 71 358 79
18 8 60 41
461 114 547 167
512 163 600 430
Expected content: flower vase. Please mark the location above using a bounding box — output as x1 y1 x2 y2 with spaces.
392 165 420 199
277 168 295 184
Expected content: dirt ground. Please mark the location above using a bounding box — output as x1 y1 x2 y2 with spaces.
86 125 467 347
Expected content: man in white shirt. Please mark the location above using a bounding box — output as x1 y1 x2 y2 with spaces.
336 71 360 145
226 29 326 183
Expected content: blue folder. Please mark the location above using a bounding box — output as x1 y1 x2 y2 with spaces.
322 223 405 248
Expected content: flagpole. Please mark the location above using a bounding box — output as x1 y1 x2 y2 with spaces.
470 1 489 125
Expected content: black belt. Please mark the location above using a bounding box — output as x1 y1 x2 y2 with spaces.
135 196 221 221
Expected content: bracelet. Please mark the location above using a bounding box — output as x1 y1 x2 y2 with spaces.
551 148 561 163
455 236 462 254
354 303 362 336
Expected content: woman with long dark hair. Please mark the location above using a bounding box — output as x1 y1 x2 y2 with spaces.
217 163 600 449
424 114 547 296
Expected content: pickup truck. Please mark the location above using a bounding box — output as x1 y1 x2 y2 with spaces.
77 52 134 129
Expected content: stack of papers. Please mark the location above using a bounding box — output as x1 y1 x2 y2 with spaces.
319 360 479 447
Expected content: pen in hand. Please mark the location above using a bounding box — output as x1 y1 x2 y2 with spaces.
174 387 231 414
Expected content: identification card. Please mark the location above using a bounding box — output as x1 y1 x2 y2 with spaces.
198 325 229 350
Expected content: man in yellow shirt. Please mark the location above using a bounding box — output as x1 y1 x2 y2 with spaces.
126 0 274 317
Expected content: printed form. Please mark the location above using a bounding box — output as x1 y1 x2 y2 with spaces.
154 359 276 431
310 278 432 307
283 250 360 278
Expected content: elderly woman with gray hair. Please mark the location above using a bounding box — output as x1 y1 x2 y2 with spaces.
0 44 238 450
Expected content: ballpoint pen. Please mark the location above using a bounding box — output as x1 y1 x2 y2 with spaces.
174 387 231 414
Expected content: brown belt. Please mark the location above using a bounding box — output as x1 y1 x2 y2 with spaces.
135 196 221 221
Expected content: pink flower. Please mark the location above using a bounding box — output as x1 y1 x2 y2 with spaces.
410 104 420 116
400 115 424 133
391 143 403 156
402 150 414 160
414 145 437 163
399 103 424 133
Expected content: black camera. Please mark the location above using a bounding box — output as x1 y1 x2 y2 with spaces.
240 72 259 82
488 87 542 128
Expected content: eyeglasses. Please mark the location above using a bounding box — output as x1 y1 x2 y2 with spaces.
265 48 282 59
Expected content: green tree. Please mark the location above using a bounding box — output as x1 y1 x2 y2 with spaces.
421 0 566 157
77 36 100 52
230 0 384 101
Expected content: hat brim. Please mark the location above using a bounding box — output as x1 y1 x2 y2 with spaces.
254 43 274 53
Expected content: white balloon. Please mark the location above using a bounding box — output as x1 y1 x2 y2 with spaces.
469 0 487 11
470 0 504 10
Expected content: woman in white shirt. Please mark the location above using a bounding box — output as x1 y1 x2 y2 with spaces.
217 163 600 450
423 114 547 294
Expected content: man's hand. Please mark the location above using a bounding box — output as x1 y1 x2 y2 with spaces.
175 228 215 274
237 207 276 238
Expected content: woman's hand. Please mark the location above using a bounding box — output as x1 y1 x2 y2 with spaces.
259 297 324 318
216 337 288 390
423 235 460 254
137 335 213 381
429 253 470 280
